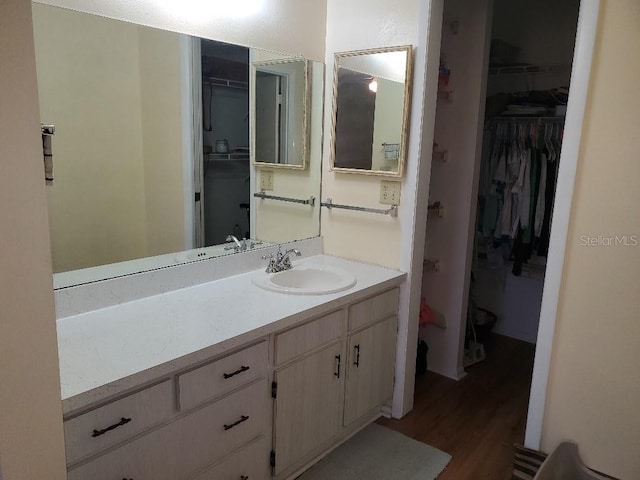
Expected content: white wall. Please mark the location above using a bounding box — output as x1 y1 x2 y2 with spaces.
35 0 327 61
420 0 493 379
0 0 67 477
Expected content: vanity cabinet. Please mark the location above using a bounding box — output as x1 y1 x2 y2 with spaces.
65 341 271 480
344 316 397 426
62 283 400 480
273 341 344 477
344 288 399 427
271 288 399 479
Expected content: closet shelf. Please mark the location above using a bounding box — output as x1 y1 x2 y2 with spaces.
488 64 571 76
205 152 250 162
202 76 248 90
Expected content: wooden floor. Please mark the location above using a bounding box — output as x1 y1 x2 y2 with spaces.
377 334 536 480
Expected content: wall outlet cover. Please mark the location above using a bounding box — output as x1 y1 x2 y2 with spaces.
261 170 274 191
380 180 401 205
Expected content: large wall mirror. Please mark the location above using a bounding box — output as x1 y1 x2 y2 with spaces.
330 45 413 177
252 59 310 169
31 3 324 288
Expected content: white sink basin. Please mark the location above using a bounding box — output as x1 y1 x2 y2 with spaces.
252 264 357 295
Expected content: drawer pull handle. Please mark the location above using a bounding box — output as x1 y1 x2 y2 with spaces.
224 415 249 431
92 417 131 438
354 344 360 367
223 365 250 379
241 476 249 480
334 354 341 378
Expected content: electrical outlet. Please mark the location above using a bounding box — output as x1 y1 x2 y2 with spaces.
380 180 401 205
260 170 274 191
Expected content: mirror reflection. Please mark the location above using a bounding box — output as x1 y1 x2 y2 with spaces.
31 4 324 288
253 59 309 168
330 46 412 176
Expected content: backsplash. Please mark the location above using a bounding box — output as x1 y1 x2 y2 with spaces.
54 237 323 318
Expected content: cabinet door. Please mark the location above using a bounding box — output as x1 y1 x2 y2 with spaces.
344 316 397 426
273 342 343 476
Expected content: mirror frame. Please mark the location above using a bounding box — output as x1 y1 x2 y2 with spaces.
329 45 413 178
251 58 311 170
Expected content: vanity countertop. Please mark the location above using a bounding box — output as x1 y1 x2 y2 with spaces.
57 255 405 415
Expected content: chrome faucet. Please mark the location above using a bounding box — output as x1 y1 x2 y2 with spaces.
225 235 246 252
262 246 301 273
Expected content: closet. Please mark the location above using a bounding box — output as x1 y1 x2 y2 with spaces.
421 0 580 377
199 40 251 247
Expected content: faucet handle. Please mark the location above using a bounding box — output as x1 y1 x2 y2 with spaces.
262 253 278 273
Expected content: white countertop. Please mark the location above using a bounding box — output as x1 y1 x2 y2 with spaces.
57 255 405 415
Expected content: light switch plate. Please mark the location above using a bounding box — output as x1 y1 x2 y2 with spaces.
380 180 401 205
261 170 274 191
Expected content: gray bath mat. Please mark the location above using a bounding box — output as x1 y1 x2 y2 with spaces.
298 423 451 480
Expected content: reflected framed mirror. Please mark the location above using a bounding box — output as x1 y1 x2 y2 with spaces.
329 45 413 177
252 58 310 169
31 3 324 289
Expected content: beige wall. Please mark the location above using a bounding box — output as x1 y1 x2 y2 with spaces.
33 5 187 272
540 2 640 478
139 27 187 256
35 0 327 61
33 4 149 272
253 51 322 243
322 0 419 270
0 0 67 478
371 78 404 172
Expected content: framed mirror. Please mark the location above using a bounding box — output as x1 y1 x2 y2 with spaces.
252 58 310 169
330 45 413 177
31 3 324 289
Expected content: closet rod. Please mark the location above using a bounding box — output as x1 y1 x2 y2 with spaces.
494 116 565 123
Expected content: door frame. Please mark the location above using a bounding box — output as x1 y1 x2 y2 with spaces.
397 0 601 450
524 0 600 449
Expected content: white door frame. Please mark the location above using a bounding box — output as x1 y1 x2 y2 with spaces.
524 0 600 449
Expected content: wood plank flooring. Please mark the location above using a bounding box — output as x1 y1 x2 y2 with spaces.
377 334 536 480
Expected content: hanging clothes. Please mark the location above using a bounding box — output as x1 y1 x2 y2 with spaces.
479 117 564 274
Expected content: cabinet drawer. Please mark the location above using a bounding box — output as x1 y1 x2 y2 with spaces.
348 288 399 332
190 436 271 480
64 379 173 465
68 379 270 480
178 341 268 411
275 310 344 365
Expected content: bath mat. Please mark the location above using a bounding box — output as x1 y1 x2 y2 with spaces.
298 423 451 480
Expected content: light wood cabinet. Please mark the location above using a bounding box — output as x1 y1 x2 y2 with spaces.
63 287 400 480
271 288 399 479
344 316 398 426
68 379 269 480
273 341 344 477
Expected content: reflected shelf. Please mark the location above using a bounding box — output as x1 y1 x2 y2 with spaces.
205 152 250 162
